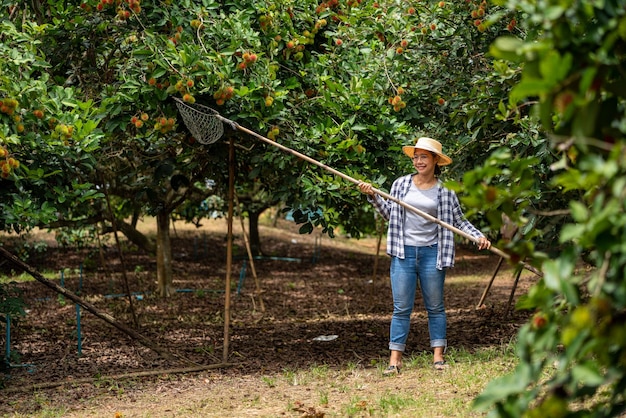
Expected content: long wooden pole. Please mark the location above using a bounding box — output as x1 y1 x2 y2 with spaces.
223 136 235 363
216 116 542 277
4 363 233 393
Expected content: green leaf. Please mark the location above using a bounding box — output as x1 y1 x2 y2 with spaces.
560 278 580 305
489 36 524 62
152 68 167 78
572 100 600 137
510 79 552 103
237 86 250 96
540 50 572 84
569 201 588 222
542 259 574 292
299 222 314 234
132 48 154 56
560 224 586 243
473 363 535 411
544 5 565 20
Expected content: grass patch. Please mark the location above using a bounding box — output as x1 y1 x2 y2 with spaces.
235 344 520 418
1 329 521 417
338 344 519 417
378 391 424 414
8 393 70 418
0 270 64 284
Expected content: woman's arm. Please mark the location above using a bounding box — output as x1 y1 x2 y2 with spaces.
358 181 391 220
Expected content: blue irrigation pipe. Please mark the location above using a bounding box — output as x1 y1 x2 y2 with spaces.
76 304 82 356
237 259 247 295
60 270 65 304
4 315 35 371
104 291 149 299
4 315 9 365
235 256 304 295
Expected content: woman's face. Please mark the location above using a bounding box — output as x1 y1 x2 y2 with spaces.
412 150 438 175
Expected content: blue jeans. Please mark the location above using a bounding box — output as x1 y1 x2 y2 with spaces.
388 244 447 352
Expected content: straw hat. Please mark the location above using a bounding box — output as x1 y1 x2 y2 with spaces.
402 137 452 166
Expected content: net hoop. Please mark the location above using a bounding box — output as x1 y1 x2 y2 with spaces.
173 97 224 145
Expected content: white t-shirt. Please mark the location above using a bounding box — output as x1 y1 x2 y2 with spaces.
403 183 438 246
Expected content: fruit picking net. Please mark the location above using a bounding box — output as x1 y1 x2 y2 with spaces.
173 97 224 145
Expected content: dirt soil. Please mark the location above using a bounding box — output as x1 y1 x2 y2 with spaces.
0 219 537 416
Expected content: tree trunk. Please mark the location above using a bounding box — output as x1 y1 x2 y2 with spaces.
156 212 173 297
116 219 156 254
248 210 262 256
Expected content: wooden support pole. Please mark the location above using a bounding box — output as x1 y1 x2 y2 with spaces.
476 257 505 309
223 136 235 363
505 265 525 318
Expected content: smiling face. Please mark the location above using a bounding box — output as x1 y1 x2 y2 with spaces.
412 149 438 176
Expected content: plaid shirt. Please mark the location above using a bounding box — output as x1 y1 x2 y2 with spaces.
369 174 485 270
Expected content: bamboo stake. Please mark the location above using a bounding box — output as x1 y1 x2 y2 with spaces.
505 265 525 318
476 256 505 309
223 136 234 363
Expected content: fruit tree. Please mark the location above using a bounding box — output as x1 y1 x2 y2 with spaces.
473 0 626 416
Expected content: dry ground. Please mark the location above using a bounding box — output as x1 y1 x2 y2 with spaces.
0 218 537 417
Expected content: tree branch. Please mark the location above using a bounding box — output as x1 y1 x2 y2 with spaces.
527 208 570 217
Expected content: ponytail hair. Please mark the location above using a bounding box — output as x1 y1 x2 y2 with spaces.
431 151 442 176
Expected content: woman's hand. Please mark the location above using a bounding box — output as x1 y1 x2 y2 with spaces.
358 181 375 196
476 237 491 251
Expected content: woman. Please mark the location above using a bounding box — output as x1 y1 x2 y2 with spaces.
358 137 490 374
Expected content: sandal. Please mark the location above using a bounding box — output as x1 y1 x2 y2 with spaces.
382 365 401 376
433 361 448 370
